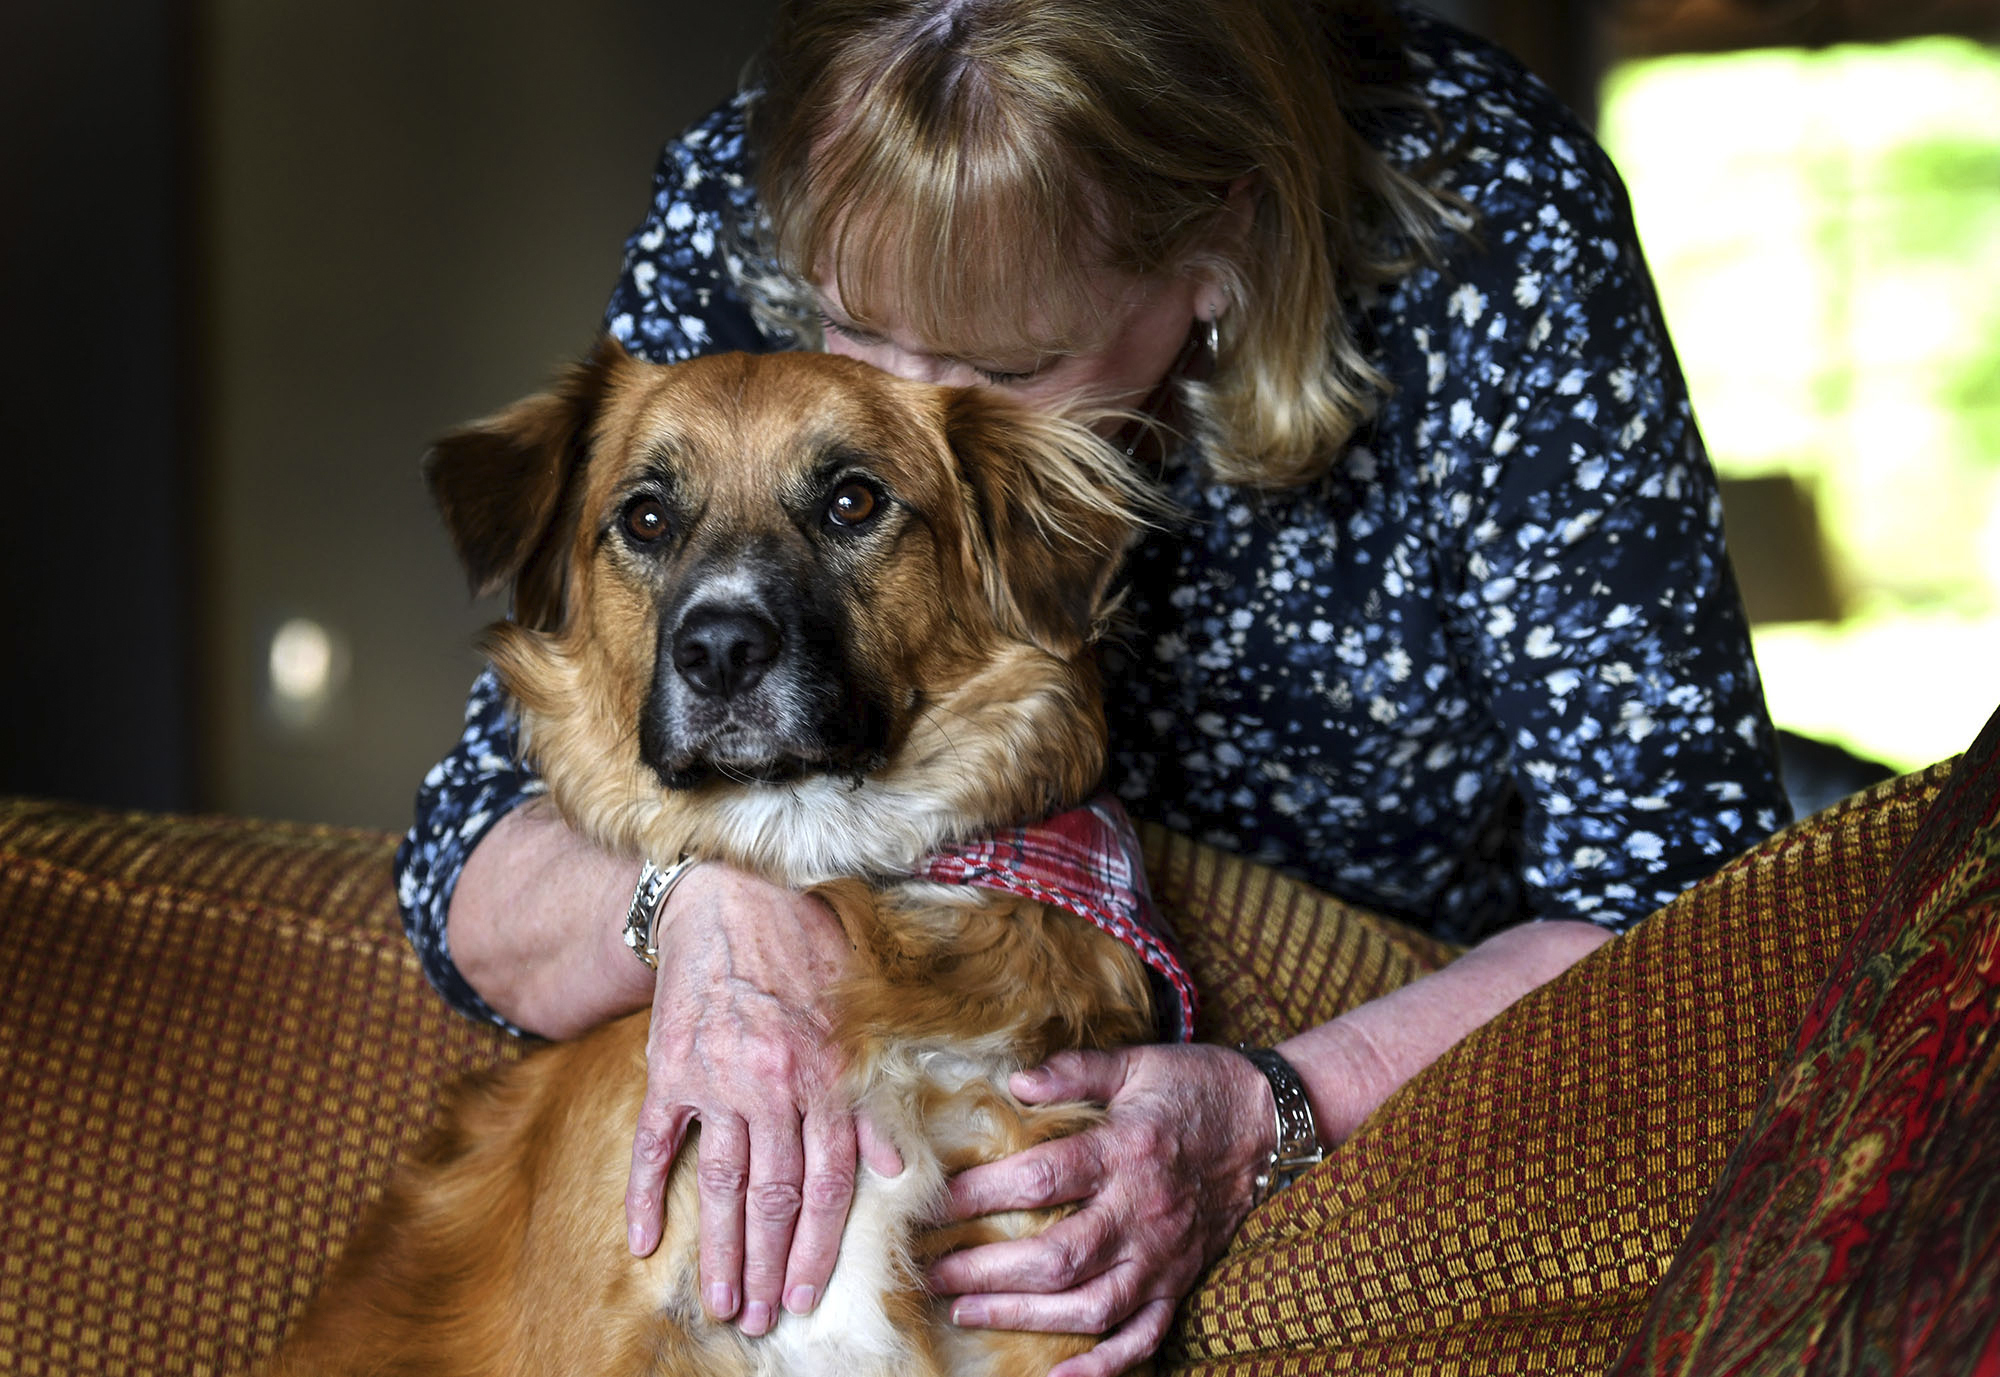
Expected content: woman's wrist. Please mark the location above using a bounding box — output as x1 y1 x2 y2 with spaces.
1189 1044 1282 1222
621 855 706 970
1272 920 1617 1146
1273 1018 1401 1147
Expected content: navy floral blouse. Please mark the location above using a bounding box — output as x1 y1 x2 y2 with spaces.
397 7 1791 1031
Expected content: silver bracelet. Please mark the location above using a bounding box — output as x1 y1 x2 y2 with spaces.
1235 1044 1326 1208
620 854 701 970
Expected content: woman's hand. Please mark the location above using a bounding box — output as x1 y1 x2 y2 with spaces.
929 918 1618 1374
624 863 902 1336
925 1044 1281 1377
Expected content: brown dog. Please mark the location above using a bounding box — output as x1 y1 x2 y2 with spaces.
267 343 1161 1376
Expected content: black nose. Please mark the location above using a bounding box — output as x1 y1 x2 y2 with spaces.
672 606 781 698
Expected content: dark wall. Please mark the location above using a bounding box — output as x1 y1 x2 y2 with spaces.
1 0 196 812
198 0 779 829
1 0 779 828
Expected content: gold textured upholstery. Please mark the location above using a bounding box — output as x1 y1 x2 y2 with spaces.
0 762 1955 1373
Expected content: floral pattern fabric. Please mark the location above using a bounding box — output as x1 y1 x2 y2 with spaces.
396 5 1790 1030
1104 11 1791 939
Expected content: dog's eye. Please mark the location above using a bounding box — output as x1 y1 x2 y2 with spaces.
827 481 879 529
623 497 671 544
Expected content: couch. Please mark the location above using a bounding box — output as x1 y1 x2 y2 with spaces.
2 701 1995 1375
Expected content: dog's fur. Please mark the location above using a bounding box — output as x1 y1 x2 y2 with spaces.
267 344 1161 1376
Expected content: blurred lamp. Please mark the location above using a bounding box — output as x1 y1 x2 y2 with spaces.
267 616 348 731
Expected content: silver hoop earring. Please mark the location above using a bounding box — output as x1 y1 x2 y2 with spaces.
1204 316 1221 363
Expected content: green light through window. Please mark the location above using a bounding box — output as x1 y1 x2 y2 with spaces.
1601 39 2000 771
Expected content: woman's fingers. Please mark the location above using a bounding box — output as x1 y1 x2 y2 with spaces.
629 1089 873 1331
946 1249 1143 1335
943 1132 1101 1221
1009 1047 1127 1106
932 1207 1119 1300
693 1111 753 1321
734 1110 809 1335
933 1043 1277 1374
625 1094 693 1257
778 1108 858 1318
1049 1298 1178 1377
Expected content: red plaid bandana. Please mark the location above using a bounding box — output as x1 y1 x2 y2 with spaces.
915 796 1197 1042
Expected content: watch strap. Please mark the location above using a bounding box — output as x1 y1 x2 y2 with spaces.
1236 1044 1326 1207
620 854 701 970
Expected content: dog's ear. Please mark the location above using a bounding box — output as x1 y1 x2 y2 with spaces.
423 336 625 630
945 387 1151 657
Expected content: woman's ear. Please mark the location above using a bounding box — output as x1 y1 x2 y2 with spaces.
422 336 627 630
1190 176 1258 326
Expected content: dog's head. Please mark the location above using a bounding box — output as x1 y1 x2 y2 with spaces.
426 341 1151 881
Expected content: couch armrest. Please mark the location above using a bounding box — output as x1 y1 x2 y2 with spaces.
1161 764 1951 1374
0 799 520 1375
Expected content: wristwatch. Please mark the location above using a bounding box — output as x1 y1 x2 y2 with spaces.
1235 1044 1326 1208
620 854 701 970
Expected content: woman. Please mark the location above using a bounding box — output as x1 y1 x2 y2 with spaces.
397 1 1791 1372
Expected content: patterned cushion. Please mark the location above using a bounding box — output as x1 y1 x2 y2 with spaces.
0 801 519 1375
1161 762 1952 1375
1607 704 2000 1376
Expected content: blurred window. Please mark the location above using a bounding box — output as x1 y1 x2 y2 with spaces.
1600 39 2000 770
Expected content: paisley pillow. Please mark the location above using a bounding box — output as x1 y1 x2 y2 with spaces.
1608 702 2000 1377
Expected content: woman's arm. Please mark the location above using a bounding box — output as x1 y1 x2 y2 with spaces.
443 800 653 1037
1282 917 1613 1140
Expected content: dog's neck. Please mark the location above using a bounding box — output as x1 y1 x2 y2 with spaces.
513 644 1108 885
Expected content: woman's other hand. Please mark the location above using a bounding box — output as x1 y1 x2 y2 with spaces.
924 1043 1311 1377
928 917 1615 1374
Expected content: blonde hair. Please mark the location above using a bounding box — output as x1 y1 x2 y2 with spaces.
744 0 1463 488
